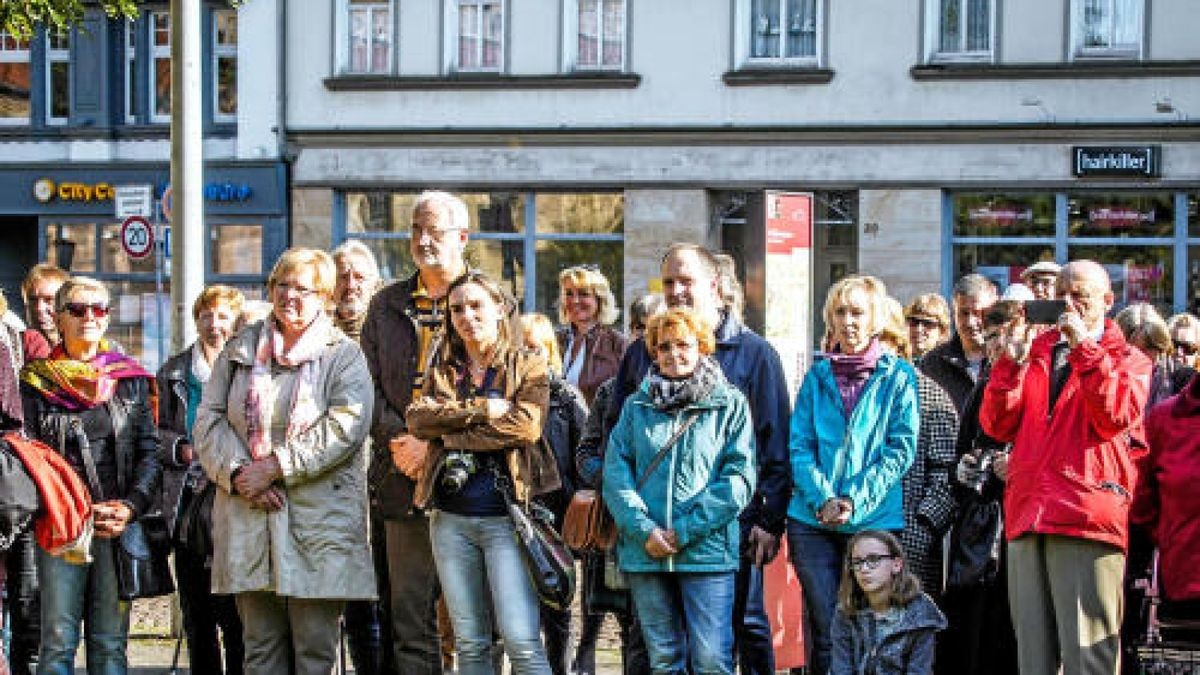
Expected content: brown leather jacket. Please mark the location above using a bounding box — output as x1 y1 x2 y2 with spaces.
555 324 627 406
406 345 559 508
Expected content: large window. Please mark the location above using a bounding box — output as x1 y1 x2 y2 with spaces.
564 0 626 71
949 191 1193 316
45 29 71 124
925 0 993 62
213 10 237 121
150 11 171 123
1071 0 1144 59
345 0 393 74
447 0 505 72
737 0 823 67
340 191 624 318
0 31 31 125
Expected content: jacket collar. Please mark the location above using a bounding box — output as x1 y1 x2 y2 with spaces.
715 310 745 346
160 344 194 382
939 334 970 370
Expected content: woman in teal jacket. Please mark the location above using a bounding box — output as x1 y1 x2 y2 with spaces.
787 275 919 675
603 307 755 675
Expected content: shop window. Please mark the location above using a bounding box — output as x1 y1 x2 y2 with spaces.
446 0 505 72
735 0 823 68
150 11 171 123
1067 192 1174 239
213 10 237 122
343 0 393 74
101 222 159 275
564 0 626 71
953 193 1055 238
925 0 993 63
46 29 70 125
0 31 31 125
954 244 1057 294
212 223 263 276
1069 244 1172 314
1070 0 1144 60
45 222 98 273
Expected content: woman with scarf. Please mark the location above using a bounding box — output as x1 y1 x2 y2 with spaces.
786 275 918 675
603 307 755 675
402 272 559 675
18 276 162 675
193 248 375 675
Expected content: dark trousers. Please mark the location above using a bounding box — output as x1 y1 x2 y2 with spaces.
732 531 774 675
175 546 244 675
4 530 39 675
576 553 651 675
384 513 443 675
938 574 1017 675
345 511 398 675
540 604 571 675
787 520 853 675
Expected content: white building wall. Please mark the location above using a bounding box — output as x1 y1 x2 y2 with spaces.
236 0 281 160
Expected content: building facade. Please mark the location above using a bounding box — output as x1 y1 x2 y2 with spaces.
287 0 1199 376
0 0 285 369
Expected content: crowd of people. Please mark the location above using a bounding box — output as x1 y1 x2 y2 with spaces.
0 189 1196 675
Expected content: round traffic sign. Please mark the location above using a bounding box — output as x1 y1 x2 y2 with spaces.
120 216 155 259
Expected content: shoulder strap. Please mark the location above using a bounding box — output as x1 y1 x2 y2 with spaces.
73 418 104 501
636 410 700 491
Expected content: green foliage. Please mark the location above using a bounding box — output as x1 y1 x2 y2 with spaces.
2 0 140 38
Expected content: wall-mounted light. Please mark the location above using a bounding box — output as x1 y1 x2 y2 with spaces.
1020 96 1054 123
1154 97 1186 120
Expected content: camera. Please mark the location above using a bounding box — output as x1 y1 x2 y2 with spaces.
966 450 996 493
439 451 478 494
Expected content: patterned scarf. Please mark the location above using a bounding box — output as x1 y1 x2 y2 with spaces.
244 314 329 460
644 355 724 412
20 340 157 414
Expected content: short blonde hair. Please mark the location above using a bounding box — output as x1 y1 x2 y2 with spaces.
23 263 70 305
904 293 951 332
645 307 716 357
519 313 563 375
822 275 887 339
267 248 336 299
55 276 110 311
192 285 246 322
558 266 619 326
878 297 912 361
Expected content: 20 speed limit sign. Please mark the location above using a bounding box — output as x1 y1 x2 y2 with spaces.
120 216 155 259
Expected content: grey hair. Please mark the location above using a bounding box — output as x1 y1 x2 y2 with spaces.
413 190 470 231
953 273 998 300
55 276 110 311
1117 303 1171 354
332 239 381 279
629 293 666 328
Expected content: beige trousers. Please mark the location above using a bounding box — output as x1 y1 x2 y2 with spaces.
1008 534 1125 675
235 591 345 675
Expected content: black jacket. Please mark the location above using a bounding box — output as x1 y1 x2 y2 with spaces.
919 335 978 415
22 377 162 518
156 345 195 528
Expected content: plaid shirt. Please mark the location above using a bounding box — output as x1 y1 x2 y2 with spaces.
901 372 960 596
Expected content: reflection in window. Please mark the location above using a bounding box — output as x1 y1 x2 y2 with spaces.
1067 193 1174 238
124 21 137 123
347 0 392 74
457 0 503 71
106 280 172 371
45 223 98 273
749 0 819 62
346 192 524 234
1070 245 1171 315
46 29 70 124
577 0 625 70
1074 0 1143 57
534 239 623 319
213 224 263 275
953 193 1055 238
0 31 31 124
535 194 623 235
954 244 1056 294
933 0 992 59
213 10 237 120
150 11 171 122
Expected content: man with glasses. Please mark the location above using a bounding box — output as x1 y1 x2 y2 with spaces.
921 273 999 413
361 190 470 675
1167 312 1200 369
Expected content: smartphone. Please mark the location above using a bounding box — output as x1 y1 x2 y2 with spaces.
1023 299 1068 325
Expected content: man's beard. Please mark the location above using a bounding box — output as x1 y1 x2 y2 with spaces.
338 298 368 319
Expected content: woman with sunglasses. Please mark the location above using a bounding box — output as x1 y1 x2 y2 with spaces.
904 294 951 363
194 248 376 675
405 272 560 675
19 276 162 675
556 265 627 406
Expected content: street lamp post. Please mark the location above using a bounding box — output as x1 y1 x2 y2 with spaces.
169 0 204 353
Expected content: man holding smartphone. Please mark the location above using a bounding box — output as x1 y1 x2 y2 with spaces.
980 260 1151 675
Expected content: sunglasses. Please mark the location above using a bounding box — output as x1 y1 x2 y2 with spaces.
1174 339 1198 356
906 317 942 331
62 302 110 319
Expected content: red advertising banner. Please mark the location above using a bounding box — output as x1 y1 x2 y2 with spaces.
766 193 813 254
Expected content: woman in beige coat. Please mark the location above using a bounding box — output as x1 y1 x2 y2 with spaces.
194 247 375 675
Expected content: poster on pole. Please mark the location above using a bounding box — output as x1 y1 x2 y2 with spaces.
763 191 814 398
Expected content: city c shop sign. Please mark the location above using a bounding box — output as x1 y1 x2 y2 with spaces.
33 178 254 204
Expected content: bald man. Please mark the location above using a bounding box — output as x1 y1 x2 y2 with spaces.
979 260 1151 675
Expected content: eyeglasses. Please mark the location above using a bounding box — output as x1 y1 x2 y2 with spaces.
848 554 894 572
410 226 464 241
274 282 319 298
62 302 110 319
1174 340 1198 356
906 317 942 331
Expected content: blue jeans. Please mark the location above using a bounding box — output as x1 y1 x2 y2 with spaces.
786 520 852 675
627 571 736 675
37 538 130 675
429 511 551 675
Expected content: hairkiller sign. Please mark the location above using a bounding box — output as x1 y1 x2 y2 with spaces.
1072 146 1160 178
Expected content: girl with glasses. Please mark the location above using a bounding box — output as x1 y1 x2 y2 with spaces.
832 530 946 675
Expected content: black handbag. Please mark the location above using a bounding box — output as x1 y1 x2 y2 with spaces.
0 440 38 552
492 464 576 611
74 419 175 600
946 494 1004 588
173 464 216 560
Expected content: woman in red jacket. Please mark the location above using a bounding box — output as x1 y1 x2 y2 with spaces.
1137 373 1200 633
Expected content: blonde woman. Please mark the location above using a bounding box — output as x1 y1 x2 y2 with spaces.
556 265 627 405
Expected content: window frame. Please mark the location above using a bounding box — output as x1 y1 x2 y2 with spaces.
562 0 628 72
1069 0 1145 61
212 8 238 123
0 30 32 126
148 10 172 124
923 0 996 64
45 28 71 126
443 0 507 73
124 20 138 124
733 0 825 70
335 0 395 75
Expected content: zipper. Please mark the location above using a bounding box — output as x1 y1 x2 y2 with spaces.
665 410 679 573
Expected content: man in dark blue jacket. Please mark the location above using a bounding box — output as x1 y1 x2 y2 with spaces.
606 243 792 675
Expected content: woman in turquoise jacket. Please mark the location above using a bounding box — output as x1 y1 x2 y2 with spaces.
603 307 755 675
787 275 919 675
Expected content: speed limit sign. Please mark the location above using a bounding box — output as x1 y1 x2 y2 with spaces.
120 216 155 259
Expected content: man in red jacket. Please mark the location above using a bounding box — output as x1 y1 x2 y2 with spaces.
981 260 1151 675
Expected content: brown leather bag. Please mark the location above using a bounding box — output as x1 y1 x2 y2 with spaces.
562 489 615 553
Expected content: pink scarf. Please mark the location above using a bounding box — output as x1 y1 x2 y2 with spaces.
244 314 330 460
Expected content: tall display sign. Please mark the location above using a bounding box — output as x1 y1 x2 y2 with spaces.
763 191 814 398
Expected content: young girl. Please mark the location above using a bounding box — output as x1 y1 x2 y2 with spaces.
831 530 947 675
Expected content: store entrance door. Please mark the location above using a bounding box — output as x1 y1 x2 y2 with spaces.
0 217 39 319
